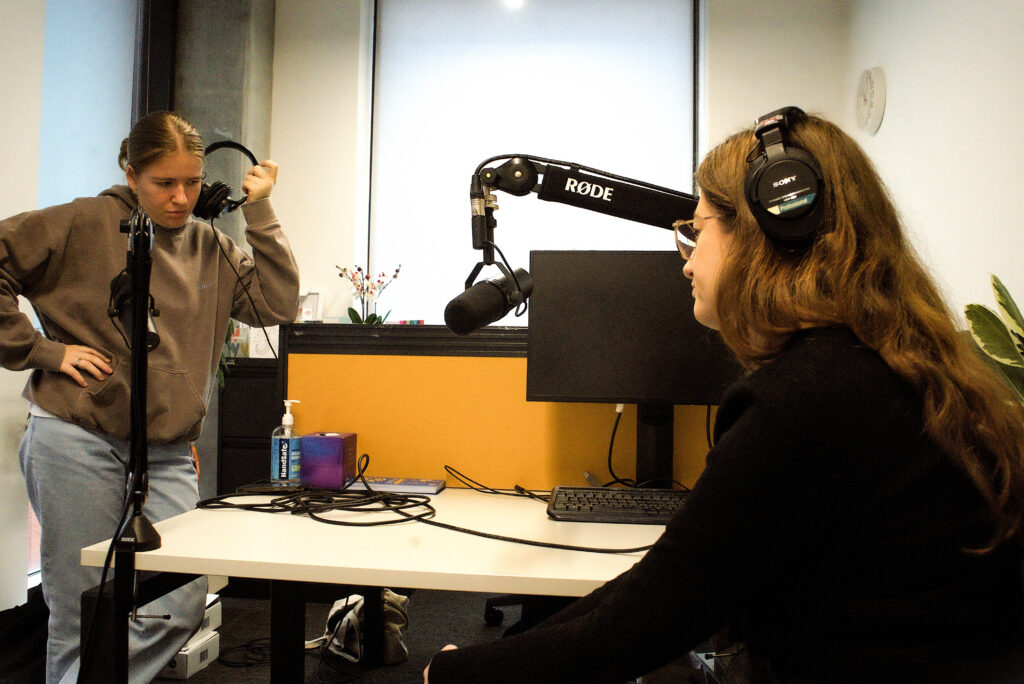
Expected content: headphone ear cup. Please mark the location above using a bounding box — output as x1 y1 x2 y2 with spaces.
198 140 259 221
745 146 824 243
194 181 233 221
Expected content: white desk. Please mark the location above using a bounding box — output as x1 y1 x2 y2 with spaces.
81 488 662 681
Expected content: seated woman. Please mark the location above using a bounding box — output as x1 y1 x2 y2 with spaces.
424 108 1024 683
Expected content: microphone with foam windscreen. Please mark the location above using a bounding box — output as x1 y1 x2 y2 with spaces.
444 268 534 336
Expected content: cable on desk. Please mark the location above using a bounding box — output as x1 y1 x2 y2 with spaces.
199 454 438 526
392 504 654 554
445 465 551 503
199 456 653 554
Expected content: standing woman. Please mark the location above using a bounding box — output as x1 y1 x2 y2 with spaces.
1 111 300 682
424 108 1024 683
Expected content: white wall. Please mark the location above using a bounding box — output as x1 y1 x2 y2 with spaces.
702 0 1024 317
269 0 371 321
845 0 1024 314
0 2 45 611
702 0 851 150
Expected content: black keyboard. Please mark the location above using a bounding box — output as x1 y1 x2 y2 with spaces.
546 486 687 524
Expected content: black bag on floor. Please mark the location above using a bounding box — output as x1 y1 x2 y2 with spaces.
0 584 47 684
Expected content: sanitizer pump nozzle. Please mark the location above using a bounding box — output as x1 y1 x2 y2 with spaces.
281 399 299 436
272 399 302 482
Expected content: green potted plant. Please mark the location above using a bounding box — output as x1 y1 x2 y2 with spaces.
964 274 1024 403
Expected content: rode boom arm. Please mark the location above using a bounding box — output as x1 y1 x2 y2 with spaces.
448 155 697 337
470 154 697 266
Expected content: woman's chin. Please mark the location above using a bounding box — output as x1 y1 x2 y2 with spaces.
692 303 718 330
158 212 190 228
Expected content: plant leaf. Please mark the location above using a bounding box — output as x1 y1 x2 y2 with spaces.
991 274 1024 338
998 363 1024 404
380 309 391 324
964 331 1024 404
348 307 363 324
965 304 1024 367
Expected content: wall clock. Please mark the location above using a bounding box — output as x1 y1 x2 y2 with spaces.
856 67 886 134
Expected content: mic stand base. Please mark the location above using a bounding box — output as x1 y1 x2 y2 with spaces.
118 511 162 553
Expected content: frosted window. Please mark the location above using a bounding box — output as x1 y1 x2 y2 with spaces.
369 0 695 325
37 0 135 208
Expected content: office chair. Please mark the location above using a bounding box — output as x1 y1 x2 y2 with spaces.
482 595 575 635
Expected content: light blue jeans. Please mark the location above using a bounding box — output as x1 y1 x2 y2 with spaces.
20 415 207 684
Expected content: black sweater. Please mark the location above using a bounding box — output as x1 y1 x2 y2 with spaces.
428 328 1022 683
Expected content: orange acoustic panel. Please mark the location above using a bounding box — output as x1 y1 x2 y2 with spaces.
287 352 711 491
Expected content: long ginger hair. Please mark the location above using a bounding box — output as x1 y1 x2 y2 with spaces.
697 112 1024 551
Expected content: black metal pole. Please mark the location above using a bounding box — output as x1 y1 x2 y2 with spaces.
79 210 162 683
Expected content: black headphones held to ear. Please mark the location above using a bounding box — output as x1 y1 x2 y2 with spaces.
743 106 824 243
193 140 260 221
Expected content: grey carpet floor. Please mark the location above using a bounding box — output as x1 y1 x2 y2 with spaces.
165 587 703 683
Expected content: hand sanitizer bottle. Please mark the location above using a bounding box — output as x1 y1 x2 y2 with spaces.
271 399 302 483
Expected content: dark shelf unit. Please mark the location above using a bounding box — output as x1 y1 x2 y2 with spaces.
216 357 281 494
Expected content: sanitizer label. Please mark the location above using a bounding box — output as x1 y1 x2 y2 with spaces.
272 437 302 481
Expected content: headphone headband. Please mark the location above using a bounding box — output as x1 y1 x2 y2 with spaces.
204 140 259 167
193 140 260 221
744 106 824 243
753 106 807 140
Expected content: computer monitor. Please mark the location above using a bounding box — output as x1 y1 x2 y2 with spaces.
526 250 742 487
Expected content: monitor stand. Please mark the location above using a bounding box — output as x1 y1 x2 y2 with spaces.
635 402 674 487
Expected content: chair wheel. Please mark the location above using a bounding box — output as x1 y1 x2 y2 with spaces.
484 606 504 626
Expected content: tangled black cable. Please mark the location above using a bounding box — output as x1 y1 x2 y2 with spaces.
198 485 437 527
199 454 437 526
216 636 272 668
199 456 653 554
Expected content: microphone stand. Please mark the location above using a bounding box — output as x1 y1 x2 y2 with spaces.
80 210 161 683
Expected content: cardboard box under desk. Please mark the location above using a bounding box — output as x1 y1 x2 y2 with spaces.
158 630 219 679
157 595 222 679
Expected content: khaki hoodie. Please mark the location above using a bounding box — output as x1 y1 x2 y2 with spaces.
0 185 299 443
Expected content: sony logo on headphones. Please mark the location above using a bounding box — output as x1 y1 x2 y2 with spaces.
564 177 614 202
773 175 798 188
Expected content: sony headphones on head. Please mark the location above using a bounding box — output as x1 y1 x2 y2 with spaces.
743 106 824 243
193 140 260 221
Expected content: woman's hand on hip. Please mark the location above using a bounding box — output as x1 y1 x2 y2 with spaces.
61 345 113 387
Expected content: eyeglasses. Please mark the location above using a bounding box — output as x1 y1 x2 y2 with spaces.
672 215 719 260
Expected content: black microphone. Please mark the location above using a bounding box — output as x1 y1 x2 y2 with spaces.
108 209 160 350
108 272 160 351
445 268 533 336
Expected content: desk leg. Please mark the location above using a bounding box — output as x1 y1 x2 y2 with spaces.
270 580 305 683
362 586 384 666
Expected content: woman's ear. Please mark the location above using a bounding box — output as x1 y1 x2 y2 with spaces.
125 164 138 193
